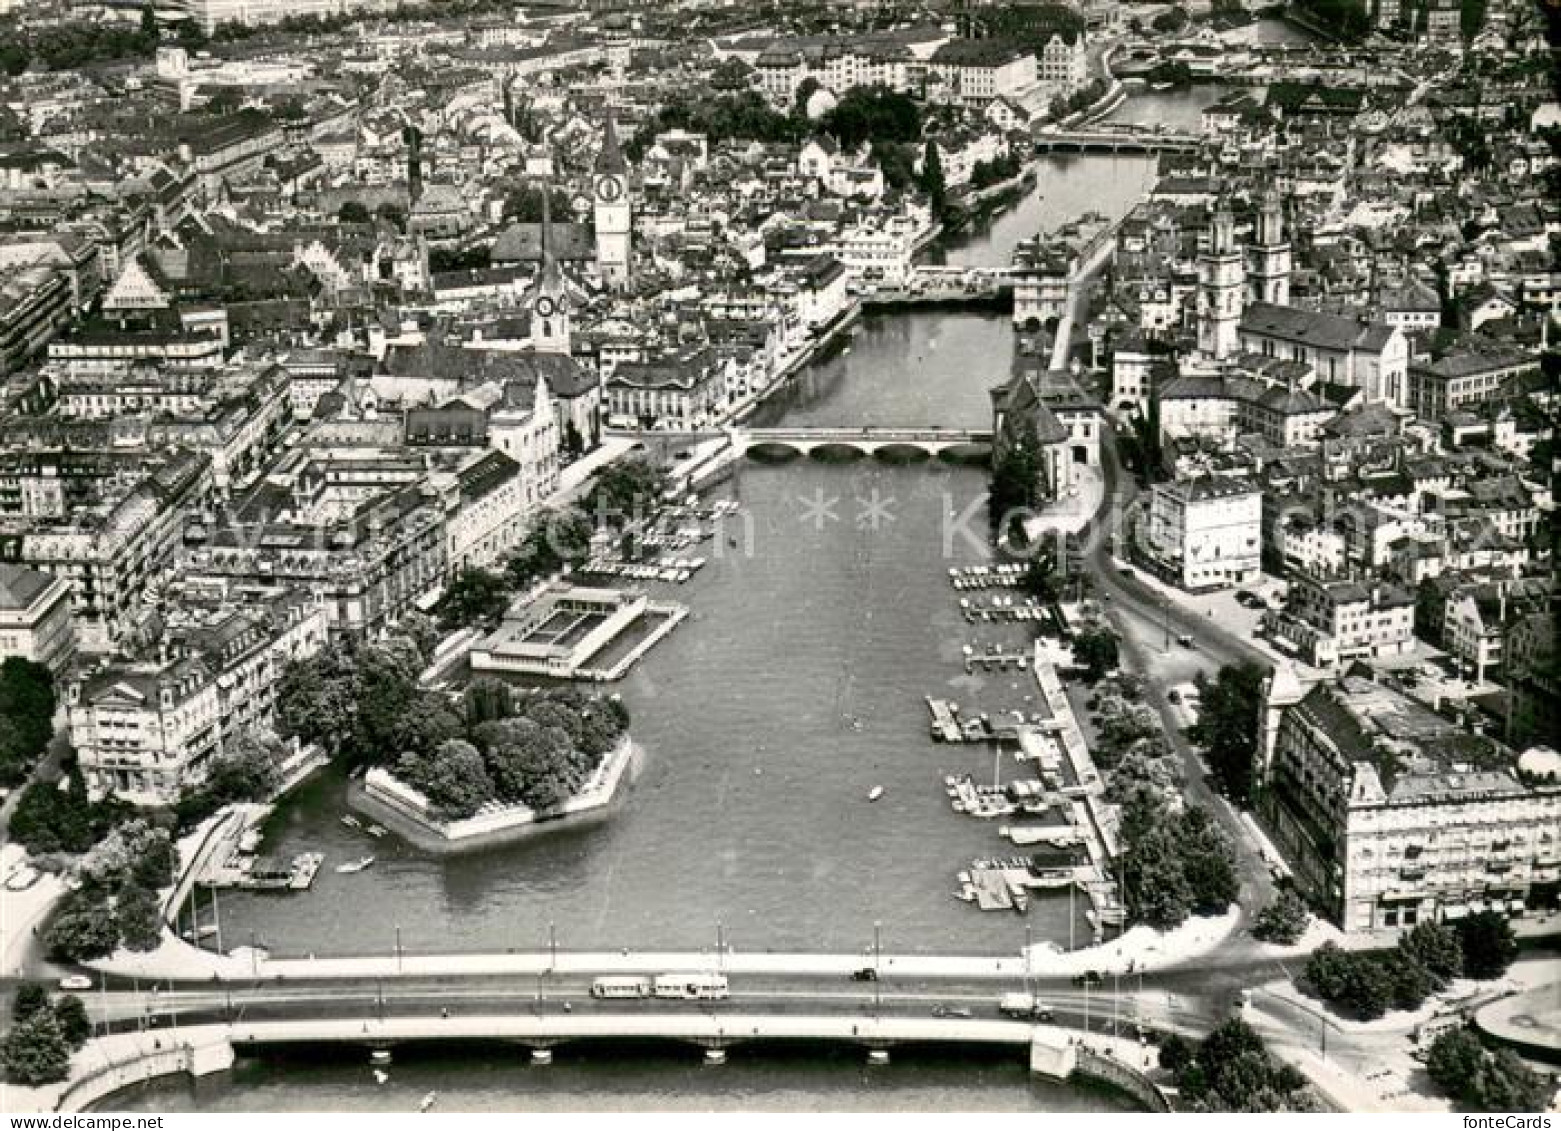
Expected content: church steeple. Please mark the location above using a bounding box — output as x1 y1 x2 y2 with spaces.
593 114 632 290
530 187 571 355
1198 193 1245 361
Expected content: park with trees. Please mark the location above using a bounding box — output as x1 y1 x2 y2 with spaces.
1300 912 1518 1021
1425 1027 1550 1111
392 681 631 820
1115 787 1239 929
1158 1017 1317 1111
0 658 57 788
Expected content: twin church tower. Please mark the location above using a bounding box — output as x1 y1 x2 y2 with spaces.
1197 189 1291 361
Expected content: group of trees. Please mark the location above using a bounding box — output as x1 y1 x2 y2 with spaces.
8 771 129 857
1072 626 1122 682
45 819 177 963
3 984 90 1087
989 420 1044 543
1252 888 1311 945
1158 1017 1316 1112
1087 675 1184 805
173 727 287 827
967 152 1023 193
1116 788 1239 929
1047 77 1111 123
0 14 157 76
1187 663 1266 804
394 682 630 819
500 183 576 225
1426 1028 1550 1112
1302 912 1516 1020
0 657 56 788
275 631 435 770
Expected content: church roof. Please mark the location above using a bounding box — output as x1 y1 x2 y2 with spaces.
492 222 594 264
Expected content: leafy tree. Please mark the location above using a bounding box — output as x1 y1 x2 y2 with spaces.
0 657 56 782
45 894 121 963
338 201 371 224
1021 554 1061 602
9 776 124 856
115 884 164 952
12 982 49 1025
709 56 751 91
1172 1017 1315 1112
1427 1028 1549 1111
1252 889 1310 945
53 996 91 1050
201 729 284 806
437 567 512 631
275 649 359 756
398 739 494 819
1399 922 1462 988
398 610 442 664
1457 911 1517 980
587 457 669 527
1188 663 1266 804
919 140 947 218
80 819 175 889
821 86 921 150
1073 628 1120 682
391 693 466 761
464 677 518 726
989 418 1042 534
2 1009 71 1086
1302 943 1392 1020
1158 1033 1194 1074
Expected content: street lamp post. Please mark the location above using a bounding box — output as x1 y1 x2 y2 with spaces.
717 920 725 973
395 925 403 973
873 921 882 1018
1023 923 1032 997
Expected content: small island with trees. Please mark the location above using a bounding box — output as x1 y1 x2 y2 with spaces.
351 678 637 853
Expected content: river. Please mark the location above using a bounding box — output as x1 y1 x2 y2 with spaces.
142 150 1164 1111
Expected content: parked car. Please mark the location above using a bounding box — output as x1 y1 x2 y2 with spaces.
58 975 93 991
932 1004 973 1019
1072 970 1104 988
850 968 878 982
1176 634 1195 648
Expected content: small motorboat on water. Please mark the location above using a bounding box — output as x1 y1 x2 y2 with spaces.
868 785 885 802
340 815 363 830
336 856 375 874
366 824 387 838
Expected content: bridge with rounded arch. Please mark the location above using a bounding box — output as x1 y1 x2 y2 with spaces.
1033 128 1201 155
736 426 994 459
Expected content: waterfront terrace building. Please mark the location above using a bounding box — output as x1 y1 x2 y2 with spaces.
1237 302 1409 410
1261 674 1561 932
0 562 76 673
0 450 214 653
66 584 327 806
1265 573 1415 670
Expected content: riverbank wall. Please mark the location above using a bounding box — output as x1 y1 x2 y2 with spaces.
1075 1047 1173 1112
347 737 640 856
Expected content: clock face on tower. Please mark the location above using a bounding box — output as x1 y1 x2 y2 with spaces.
595 174 624 203
535 296 556 318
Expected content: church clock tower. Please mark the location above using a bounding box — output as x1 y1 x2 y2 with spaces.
529 192 572 355
593 115 632 289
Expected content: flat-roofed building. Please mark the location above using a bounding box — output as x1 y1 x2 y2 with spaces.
1146 476 1262 590
0 562 75 673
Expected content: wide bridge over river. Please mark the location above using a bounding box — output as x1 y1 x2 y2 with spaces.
738 426 994 457
1032 127 1201 155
